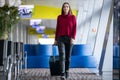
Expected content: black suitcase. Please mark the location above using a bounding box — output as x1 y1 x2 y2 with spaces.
49 45 61 76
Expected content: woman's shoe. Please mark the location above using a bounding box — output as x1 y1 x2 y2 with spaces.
65 71 69 78
61 76 66 80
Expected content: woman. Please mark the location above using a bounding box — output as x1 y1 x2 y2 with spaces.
54 2 76 80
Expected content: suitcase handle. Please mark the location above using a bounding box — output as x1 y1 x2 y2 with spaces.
52 44 58 63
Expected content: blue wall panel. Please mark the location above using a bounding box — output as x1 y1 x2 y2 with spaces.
36 44 53 56
70 56 97 68
26 56 97 68
24 44 37 56
24 44 97 68
71 44 92 56
27 56 50 68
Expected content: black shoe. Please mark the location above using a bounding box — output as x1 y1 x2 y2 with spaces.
61 73 66 80
61 76 66 80
65 71 69 78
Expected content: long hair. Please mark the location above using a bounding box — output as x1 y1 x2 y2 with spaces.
61 2 73 15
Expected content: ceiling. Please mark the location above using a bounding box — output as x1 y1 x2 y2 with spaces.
21 0 87 28
22 0 85 10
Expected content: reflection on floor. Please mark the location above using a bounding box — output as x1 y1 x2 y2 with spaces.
113 69 120 80
21 68 102 80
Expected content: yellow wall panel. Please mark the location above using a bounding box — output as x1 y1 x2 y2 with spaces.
32 5 77 19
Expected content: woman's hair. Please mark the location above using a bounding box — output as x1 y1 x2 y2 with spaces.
61 2 73 15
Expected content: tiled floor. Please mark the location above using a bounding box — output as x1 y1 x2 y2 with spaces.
20 68 102 80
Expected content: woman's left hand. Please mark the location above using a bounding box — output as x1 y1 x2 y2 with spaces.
70 38 74 44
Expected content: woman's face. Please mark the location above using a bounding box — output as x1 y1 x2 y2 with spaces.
63 4 70 15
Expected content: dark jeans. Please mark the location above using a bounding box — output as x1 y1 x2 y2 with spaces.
57 36 73 74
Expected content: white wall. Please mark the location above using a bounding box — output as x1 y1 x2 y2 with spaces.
10 20 29 43
102 16 113 80
93 0 113 69
75 0 113 73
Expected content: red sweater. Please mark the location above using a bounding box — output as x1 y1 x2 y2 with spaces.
55 14 76 40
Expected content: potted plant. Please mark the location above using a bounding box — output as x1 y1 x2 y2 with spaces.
0 0 21 40
0 0 21 65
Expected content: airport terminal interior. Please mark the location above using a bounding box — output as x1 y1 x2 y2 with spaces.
0 0 120 80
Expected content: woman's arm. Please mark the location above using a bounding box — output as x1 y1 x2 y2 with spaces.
71 15 76 40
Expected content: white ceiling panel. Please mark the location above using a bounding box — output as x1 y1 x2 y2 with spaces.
22 0 85 10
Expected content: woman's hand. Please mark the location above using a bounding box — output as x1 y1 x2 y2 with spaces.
54 40 57 45
71 38 75 44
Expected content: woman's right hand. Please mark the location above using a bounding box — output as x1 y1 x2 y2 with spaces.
54 40 57 45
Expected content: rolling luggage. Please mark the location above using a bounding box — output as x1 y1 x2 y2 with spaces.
49 45 61 76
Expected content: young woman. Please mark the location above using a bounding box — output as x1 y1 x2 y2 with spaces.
54 2 76 80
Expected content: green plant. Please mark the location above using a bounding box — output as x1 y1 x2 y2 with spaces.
0 5 20 39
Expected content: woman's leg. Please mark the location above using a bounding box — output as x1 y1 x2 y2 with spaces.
57 42 65 76
65 43 73 78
